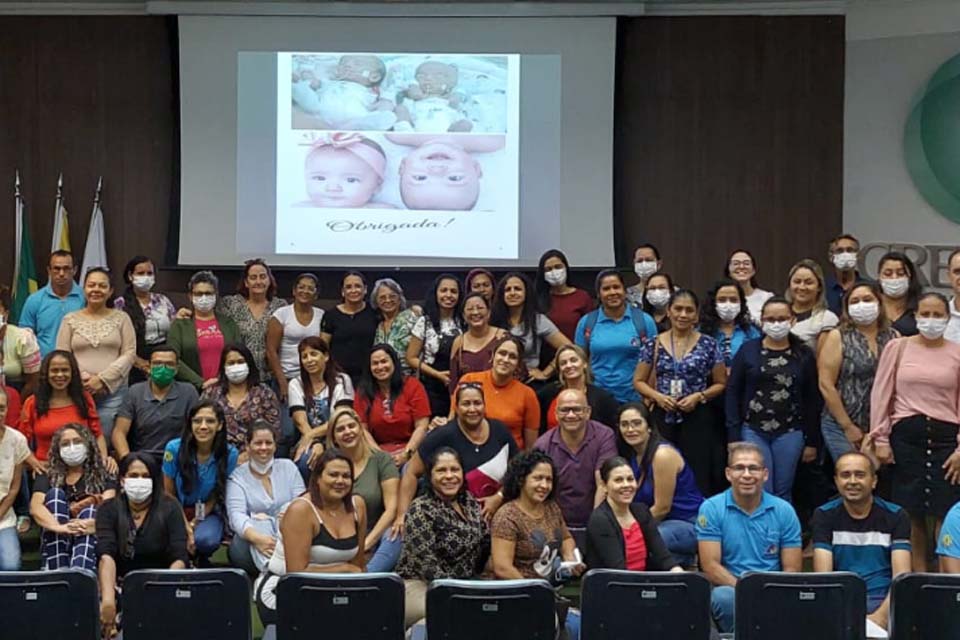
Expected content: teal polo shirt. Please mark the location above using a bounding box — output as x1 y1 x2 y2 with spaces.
18 282 85 356
696 488 802 578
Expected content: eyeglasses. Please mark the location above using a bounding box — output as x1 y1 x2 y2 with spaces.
557 406 587 415
619 419 646 430
729 464 764 475
729 260 753 268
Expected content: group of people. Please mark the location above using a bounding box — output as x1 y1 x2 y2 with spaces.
0 236 958 636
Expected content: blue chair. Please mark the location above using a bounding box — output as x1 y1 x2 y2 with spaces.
121 568 251 640
735 571 866 640
0 569 98 639
580 569 711 639
276 572 404 640
427 578 556 640
890 572 960 640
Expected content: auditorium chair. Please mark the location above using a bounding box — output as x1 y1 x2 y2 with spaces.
579 569 711 640
121 568 251 640
275 572 404 640
889 572 960 640
0 568 99 639
426 578 556 640
734 571 866 640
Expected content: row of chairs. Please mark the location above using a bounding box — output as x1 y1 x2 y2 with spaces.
1 568 956 639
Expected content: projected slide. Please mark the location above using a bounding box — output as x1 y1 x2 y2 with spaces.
275 52 521 259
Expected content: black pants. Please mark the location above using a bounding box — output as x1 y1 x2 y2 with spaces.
655 404 725 497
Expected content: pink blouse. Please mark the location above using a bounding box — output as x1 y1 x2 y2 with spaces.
869 337 960 447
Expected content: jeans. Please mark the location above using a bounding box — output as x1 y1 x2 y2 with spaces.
366 532 403 573
711 585 736 633
0 526 21 570
96 384 127 444
821 412 856 463
741 427 805 502
657 518 698 565
193 512 225 560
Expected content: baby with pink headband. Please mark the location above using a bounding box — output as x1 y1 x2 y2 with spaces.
302 133 395 209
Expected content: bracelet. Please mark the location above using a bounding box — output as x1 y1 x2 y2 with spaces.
698 392 708 404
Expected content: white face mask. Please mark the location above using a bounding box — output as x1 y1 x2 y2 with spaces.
645 289 670 308
917 317 949 340
634 261 658 280
848 301 879 326
59 443 88 467
132 275 155 291
224 363 250 384
193 294 217 312
544 268 567 287
249 458 274 475
124 477 154 504
880 278 909 299
831 252 858 271
716 302 740 322
762 321 792 341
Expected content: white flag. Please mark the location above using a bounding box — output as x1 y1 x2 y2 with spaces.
81 192 107 282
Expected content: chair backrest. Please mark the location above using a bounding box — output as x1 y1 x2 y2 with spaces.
735 571 866 640
0 569 98 640
121 568 251 640
580 569 711 640
890 572 960 640
276 572 404 640
427 578 556 640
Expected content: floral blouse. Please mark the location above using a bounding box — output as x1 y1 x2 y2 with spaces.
114 293 177 346
410 315 462 367
396 490 488 581
833 327 896 431
746 347 802 433
374 308 419 373
217 294 286 382
201 382 280 450
639 333 723 424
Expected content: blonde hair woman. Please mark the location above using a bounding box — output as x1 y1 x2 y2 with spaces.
783 258 839 351
536 344 619 432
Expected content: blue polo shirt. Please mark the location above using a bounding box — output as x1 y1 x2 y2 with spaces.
574 307 657 404
936 501 960 559
18 282 85 356
696 488 802 578
162 437 239 506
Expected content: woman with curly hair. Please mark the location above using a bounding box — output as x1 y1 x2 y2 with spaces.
162 401 239 562
30 423 116 570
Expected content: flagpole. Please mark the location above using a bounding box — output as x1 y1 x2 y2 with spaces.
52 172 63 253
14 171 22 288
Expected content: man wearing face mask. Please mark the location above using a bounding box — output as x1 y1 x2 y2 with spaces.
112 345 199 466
824 234 870 316
626 244 663 308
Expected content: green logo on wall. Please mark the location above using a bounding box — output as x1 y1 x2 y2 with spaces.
904 52 960 225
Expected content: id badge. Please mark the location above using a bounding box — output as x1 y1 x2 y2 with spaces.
669 379 685 398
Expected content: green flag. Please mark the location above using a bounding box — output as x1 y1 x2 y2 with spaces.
11 176 38 323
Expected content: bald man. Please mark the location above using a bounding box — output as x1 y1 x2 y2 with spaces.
534 389 617 547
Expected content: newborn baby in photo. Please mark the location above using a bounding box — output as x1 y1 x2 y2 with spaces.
386 133 505 211
302 133 396 209
394 61 472 133
292 55 397 131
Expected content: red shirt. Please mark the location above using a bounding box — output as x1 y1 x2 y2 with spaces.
354 376 430 450
548 289 595 340
4 386 21 428
195 318 225 381
623 520 648 571
19 393 102 461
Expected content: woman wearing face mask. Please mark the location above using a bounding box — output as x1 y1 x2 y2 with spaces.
96 452 189 637
162 401 239 563
870 292 960 571
201 344 280 455
818 283 897 462
371 278 420 374
726 297 821 501
30 423 116 570
407 274 464 418
114 256 177 384
448 292 507 392
634 290 727 496
585 455 682 572
626 243 663 307
217 259 286 385
320 271 378 383
56 267 136 445
642 272 675 333
536 344 619 432
355 344 431 465
699 278 761 370
226 421 304 576
396 447 488 632
327 407 401 573
491 272 571 383
465 268 496 304
168 271 240 390
877 251 922 337
784 259 839 351
534 249 594 342
724 249 773 324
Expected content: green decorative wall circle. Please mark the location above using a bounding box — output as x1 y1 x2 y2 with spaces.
904 51 960 225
